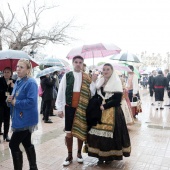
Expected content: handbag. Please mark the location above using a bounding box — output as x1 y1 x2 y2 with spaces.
131 96 142 113
131 96 138 107
136 99 142 113
38 85 44 97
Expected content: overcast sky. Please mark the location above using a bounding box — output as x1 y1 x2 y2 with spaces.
1 0 170 65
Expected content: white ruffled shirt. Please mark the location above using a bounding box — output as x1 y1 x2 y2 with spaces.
126 74 139 94
56 71 96 112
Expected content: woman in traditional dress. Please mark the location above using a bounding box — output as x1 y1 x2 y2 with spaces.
120 76 134 125
126 65 140 117
87 63 131 164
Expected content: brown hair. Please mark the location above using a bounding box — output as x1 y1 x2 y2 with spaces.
72 55 84 62
103 63 113 70
3 67 12 73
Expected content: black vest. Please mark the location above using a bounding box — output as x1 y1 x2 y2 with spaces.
66 72 75 106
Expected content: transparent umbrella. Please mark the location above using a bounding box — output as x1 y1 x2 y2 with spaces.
36 66 64 78
40 57 64 67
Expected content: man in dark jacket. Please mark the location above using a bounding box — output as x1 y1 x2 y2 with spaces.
152 70 167 110
0 67 15 141
41 74 56 123
148 70 157 105
164 69 170 106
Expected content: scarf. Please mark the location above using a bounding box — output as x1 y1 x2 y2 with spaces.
72 73 91 141
96 71 123 100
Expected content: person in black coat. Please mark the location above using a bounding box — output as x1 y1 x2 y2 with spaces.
164 69 170 106
0 67 15 141
86 94 102 131
41 74 56 123
148 70 157 105
152 70 167 110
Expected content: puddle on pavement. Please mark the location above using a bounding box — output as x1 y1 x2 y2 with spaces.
147 125 163 129
147 125 170 130
0 128 64 162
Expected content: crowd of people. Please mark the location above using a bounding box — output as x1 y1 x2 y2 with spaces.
1 55 170 169
148 69 170 110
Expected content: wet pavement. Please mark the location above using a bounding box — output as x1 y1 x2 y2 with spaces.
1 88 170 169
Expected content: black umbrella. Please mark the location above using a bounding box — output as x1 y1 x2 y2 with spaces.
110 52 141 63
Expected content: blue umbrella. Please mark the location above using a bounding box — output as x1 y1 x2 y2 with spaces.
36 66 63 78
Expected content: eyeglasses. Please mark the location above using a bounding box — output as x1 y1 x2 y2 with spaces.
19 58 31 64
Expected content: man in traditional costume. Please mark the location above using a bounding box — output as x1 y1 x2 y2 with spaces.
56 55 97 166
164 69 170 107
152 70 167 110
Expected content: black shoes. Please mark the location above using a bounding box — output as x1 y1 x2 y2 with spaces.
3 135 10 142
156 107 164 110
53 107 57 110
97 160 104 165
44 120 53 123
97 159 112 165
50 113 57 116
42 117 52 120
105 160 112 164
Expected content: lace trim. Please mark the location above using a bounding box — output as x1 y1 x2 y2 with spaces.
88 145 131 157
88 128 113 138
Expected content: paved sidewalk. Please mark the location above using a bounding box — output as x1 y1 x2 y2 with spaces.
1 88 170 169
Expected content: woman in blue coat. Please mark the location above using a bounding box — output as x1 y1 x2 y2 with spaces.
7 59 38 170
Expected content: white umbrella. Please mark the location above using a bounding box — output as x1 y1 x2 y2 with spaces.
36 66 63 78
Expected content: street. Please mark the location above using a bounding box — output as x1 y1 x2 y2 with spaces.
1 88 170 170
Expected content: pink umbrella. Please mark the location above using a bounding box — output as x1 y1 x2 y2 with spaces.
97 63 132 72
66 43 121 65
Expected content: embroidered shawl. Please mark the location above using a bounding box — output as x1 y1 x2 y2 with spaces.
72 73 91 141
